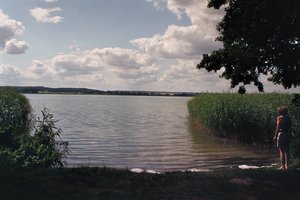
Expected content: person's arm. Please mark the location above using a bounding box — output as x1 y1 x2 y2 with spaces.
273 116 280 140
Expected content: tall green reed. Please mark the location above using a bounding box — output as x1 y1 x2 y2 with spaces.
188 93 295 145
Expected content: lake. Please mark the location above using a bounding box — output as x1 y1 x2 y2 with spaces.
26 94 276 172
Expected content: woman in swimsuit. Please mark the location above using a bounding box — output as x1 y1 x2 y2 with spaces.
273 106 292 170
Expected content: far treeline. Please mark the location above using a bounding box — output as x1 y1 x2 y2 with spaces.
188 93 300 160
6 86 197 97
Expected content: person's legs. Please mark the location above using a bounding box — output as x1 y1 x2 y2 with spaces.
284 147 289 170
286 142 290 170
279 147 286 169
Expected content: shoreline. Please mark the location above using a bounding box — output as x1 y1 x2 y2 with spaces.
1 166 300 200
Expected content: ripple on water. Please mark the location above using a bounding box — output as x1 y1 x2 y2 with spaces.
27 94 276 172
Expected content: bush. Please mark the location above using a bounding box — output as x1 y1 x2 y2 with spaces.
0 87 68 167
14 108 69 167
0 87 32 149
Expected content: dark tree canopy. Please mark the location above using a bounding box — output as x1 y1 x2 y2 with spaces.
198 0 300 92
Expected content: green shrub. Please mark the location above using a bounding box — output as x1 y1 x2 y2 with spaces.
0 87 68 167
0 87 32 149
14 108 69 167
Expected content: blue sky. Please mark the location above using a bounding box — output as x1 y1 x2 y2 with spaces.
0 0 299 92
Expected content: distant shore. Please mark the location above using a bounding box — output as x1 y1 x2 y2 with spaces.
3 86 197 97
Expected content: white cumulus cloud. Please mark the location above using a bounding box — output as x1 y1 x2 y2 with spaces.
4 39 29 54
136 0 224 61
90 48 154 69
30 7 63 24
131 24 221 59
28 47 159 87
148 0 224 27
0 10 28 54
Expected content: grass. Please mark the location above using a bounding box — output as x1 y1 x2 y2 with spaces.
0 167 300 200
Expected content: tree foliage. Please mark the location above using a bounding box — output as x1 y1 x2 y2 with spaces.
198 0 300 92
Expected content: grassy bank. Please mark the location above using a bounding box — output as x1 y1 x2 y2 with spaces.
187 93 300 145
0 167 300 200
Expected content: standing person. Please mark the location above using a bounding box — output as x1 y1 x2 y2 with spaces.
273 106 292 170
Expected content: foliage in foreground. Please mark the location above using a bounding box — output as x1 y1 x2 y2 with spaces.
0 87 68 167
0 87 32 149
188 93 300 158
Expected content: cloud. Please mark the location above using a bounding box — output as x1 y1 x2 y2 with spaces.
133 0 224 61
166 0 224 25
49 47 152 76
30 7 63 23
30 60 51 76
28 48 159 87
52 53 99 76
131 24 221 59
27 59 100 88
148 0 224 26
0 64 20 76
112 65 159 85
159 59 231 92
0 64 21 85
4 39 29 54
44 0 58 2
146 0 163 10
0 10 28 54
90 48 154 69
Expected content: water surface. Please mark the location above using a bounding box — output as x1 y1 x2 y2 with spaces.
26 94 276 172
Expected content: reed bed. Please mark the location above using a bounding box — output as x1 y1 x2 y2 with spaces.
188 93 299 145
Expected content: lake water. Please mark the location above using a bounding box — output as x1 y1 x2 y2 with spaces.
26 94 276 172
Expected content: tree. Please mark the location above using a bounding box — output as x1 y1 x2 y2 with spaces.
197 0 300 92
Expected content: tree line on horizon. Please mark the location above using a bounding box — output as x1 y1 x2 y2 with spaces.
2 86 197 97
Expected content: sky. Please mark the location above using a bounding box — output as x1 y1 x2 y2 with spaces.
0 0 299 93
